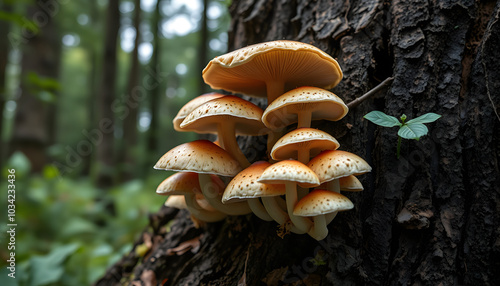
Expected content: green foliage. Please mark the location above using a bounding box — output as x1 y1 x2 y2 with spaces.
364 111 441 158
0 156 166 285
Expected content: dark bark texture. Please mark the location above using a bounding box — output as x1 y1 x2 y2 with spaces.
97 0 500 285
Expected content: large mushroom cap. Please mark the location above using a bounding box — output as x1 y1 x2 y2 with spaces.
202 40 343 102
262 86 348 130
180 95 266 135
154 140 242 176
223 161 286 203
293 189 354 216
258 159 320 188
173 93 224 131
307 150 371 183
271 128 340 161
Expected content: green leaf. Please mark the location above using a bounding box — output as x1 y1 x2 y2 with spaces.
29 243 80 286
398 123 429 140
406 113 441 124
364 111 402 127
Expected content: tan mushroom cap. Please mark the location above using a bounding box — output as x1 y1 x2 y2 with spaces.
258 159 320 188
262 87 348 130
156 172 202 196
202 40 343 102
154 140 242 177
307 150 371 183
223 161 286 203
317 175 364 192
164 195 187 209
173 93 224 131
180 95 266 135
270 128 340 161
293 189 354 216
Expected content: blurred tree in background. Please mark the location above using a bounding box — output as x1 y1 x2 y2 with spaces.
0 0 230 284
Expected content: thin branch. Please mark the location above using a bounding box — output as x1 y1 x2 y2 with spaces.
347 77 394 109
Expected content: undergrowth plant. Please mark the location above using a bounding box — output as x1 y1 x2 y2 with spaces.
364 111 441 159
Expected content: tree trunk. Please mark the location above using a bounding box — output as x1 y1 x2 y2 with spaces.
146 0 162 165
96 0 120 188
119 0 142 182
198 0 210 95
10 1 61 173
97 0 500 285
0 2 12 169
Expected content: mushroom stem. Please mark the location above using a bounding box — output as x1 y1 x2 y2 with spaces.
248 198 273 221
266 80 285 104
262 196 306 234
297 148 310 165
217 123 251 168
198 173 252 215
325 179 340 224
308 215 328 241
297 110 312 128
184 193 227 222
285 182 313 233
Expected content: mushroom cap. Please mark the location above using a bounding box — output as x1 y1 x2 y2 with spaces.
316 175 364 192
258 159 320 188
154 140 242 176
293 189 354 216
156 172 202 196
307 150 371 183
173 93 224 131
156 171 225 196
262 86 349 130
202 40 343 99
223 161 286 203
180 95 267 135
164 195 188 209
270 128 340 161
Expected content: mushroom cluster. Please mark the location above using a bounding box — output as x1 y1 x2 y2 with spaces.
154 40 371 241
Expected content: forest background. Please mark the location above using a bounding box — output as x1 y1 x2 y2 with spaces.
0 0 230 285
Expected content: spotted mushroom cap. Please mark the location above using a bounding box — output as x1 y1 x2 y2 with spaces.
257 159 320 188
293 189 354 216
180 95 267 135
154 140 242 176
223 161 286 203
270 128 340 161
173 93 224 131
262 86 348 130
202 40 343 100
307 150 371 183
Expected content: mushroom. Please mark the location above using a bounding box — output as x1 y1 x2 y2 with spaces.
202 40 343 104
307 150 371 224
258 160 320 233
270 127 340 164
180 95 267 168
154 140 251 216
223 161 304 235
262 86 348 131
223 161 282 222
156 171 227 222
173 92 224 132
307 150 371 193
293 189 354 241
317 175 364 192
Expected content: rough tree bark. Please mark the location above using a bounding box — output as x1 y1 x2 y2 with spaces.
97 0 500 285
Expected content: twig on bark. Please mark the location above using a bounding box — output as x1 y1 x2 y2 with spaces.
347 77 394 109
